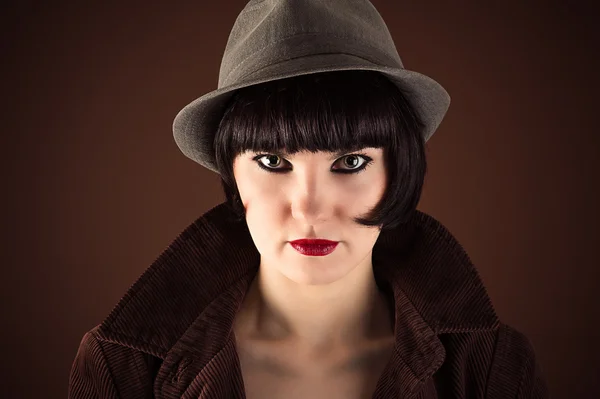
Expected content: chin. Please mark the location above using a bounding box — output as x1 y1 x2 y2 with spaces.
282 260 352 286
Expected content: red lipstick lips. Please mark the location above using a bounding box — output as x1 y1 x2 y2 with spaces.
289 239 339 256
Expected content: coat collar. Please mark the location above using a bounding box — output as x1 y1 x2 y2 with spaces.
95 202 499 398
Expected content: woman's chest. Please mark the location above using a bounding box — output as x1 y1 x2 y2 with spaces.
236 339 394 399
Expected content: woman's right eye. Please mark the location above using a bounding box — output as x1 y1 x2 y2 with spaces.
259 154 283 167
254 154 289 172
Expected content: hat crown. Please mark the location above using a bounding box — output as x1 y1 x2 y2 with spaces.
219 0 403 88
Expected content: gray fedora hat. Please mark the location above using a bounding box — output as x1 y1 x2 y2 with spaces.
173 0 450 174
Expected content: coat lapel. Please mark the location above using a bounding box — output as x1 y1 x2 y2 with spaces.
94 202 499 398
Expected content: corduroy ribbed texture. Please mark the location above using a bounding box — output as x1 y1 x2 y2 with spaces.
68 202 549 398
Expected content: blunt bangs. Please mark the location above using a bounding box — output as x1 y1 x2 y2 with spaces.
213 70 427 231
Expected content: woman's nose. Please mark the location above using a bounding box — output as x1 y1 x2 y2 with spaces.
289 178 333 225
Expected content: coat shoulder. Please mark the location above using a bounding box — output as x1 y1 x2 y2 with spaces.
485 323 550 399
69 325 163 399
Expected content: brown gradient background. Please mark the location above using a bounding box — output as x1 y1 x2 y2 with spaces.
2 1 599 398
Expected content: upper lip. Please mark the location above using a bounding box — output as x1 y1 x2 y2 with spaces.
289 239 339 245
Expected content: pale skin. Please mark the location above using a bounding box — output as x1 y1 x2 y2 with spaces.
231 146 396 373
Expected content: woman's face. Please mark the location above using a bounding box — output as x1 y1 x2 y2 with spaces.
232 146 387 285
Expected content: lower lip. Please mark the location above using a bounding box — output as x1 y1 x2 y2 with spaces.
290 243 338 256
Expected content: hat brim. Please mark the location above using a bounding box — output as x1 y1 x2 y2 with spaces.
173 53 450 173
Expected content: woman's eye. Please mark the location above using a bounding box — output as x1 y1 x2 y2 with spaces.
258 154 286 169
333 154 366 170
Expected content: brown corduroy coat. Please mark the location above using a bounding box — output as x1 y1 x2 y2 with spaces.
68 202 549 398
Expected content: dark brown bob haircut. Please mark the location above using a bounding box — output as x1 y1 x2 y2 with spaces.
213 70 427 231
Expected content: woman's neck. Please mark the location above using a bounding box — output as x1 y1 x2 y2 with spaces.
233 254 395 353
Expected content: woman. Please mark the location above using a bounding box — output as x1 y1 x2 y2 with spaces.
69 0 549 398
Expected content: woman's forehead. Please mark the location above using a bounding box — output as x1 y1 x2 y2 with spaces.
240 146 382 158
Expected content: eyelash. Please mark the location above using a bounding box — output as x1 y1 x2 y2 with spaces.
252 152 374 175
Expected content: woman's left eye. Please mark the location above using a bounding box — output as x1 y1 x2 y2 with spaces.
253 153 373 174
332 154 369 172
